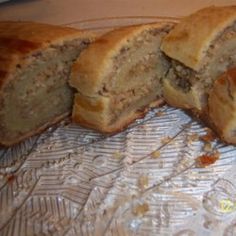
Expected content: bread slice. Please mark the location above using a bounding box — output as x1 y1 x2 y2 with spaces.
0 21 94 146
161 6 236 113
70 22 175 133
208 68 236 144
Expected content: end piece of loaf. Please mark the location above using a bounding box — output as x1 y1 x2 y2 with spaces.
0 21 94 146
208 68 236 144
70 22 175 133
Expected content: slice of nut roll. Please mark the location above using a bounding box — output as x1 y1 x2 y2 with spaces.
0 21 94 146
208 68 236 144
161 6 236 114
70 22 175 133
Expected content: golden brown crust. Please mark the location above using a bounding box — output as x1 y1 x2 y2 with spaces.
70 22 174 95
208 68 236 144
72 94 164 133
161 6 236 71
0 21 94 90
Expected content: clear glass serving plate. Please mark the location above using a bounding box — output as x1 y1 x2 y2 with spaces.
1 17 236 236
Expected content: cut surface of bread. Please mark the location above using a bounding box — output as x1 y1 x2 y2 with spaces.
0 21 94 146
161 6 236 113
70 22 174 133
208 68 236 144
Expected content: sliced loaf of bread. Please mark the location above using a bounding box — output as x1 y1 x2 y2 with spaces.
70 22 175 133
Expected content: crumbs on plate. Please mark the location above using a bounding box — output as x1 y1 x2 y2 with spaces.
132 202 149 216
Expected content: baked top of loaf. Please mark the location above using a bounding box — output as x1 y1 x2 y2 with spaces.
161 6 236 71
0 21 93 90
70 22 174 96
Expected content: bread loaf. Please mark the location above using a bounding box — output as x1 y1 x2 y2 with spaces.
0 21 94 146
70 22 175 133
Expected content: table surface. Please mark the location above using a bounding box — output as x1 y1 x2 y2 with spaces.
0 0 236 25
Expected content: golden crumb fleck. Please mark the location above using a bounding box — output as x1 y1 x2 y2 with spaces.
203 142 212 152
151 150 161 159
133 202 149 216
161 136 171 144
113 151 123 160
156 111 165 117
187 133 199 142
138 175 149 190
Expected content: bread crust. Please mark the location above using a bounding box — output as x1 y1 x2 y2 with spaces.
161 6 236 71
70 22 174 96
72 94 164 133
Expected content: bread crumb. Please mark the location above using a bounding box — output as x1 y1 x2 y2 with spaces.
113 151 123 160
196 151 220 168
151 150 161 159
187 133 199 143
161 136 171 145
200 129 216 142
132 202 149 216
156 111 165 117
203 142 213 152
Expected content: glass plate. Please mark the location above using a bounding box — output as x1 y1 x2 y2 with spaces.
65 16 179 34
1 17 236 236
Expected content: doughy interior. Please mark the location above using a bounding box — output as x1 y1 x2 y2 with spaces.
0 39 89 142
97 29 169 125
